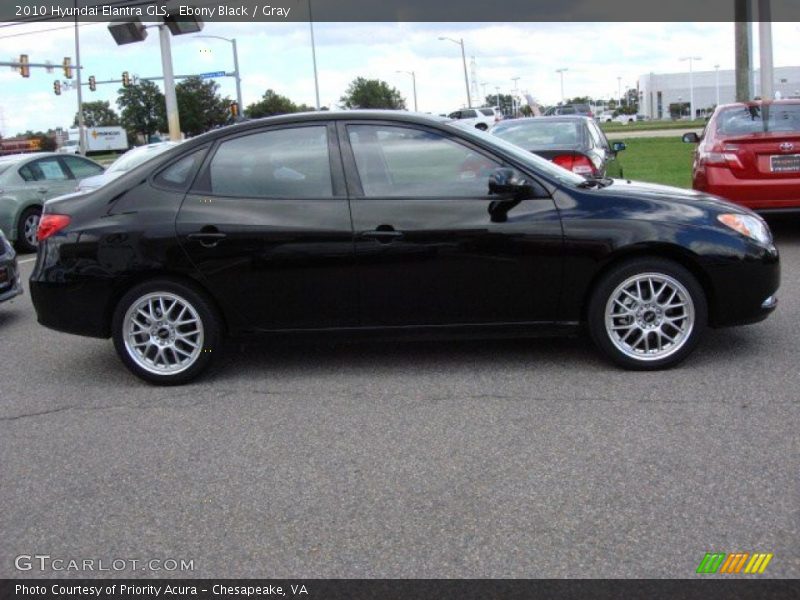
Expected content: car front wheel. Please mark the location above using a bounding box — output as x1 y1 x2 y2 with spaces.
112 279 222 385
588 258 707 370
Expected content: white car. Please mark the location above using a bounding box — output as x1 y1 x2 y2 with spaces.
447 107 502 130
76 142 179 192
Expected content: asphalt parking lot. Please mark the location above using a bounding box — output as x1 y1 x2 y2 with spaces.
1 220 798 579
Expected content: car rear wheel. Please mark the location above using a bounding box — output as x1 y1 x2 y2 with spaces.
588 258 707 370
112 279 222 385
475 123 488 131
16 206 41 253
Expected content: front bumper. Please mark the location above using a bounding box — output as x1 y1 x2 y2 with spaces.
0 250 23 304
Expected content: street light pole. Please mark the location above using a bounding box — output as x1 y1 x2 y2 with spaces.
555 68 567 104
73 3 86 154
159 25 181 141
714 64 720 107
439 36 471 108
680 56 702 121
308 0 321 110
617 75 622 107
193 35 243 115
396 70 417 111
511 76 520 117
495 86 501 113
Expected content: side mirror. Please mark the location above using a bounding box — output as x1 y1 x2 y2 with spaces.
488 167 533 198
612 141 626 152
682 132 700 143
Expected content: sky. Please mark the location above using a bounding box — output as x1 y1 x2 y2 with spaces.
0 20 799 136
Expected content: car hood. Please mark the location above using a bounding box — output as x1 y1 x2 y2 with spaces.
595 179 753 216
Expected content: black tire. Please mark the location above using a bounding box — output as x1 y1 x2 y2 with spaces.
475 123 488 131
111 278 223 385
16 206 41 254
587 257 707 370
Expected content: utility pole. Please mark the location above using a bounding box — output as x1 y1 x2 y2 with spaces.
758 0 774 100
734 0 753 102
556 68 567 104
158 25 181 141
308 0 320 110
438 37 471 108
714 64 720 107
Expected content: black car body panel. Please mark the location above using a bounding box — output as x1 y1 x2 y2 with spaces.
29 111 779 343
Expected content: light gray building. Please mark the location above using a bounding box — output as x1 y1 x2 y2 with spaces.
638 66 800 120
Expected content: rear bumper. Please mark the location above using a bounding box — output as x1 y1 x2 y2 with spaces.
701 166 800 209
29 278 112 338
0 248 23 304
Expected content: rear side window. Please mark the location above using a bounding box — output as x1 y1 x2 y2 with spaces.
19 158 69 182
479 108 494 116
205 126 332 198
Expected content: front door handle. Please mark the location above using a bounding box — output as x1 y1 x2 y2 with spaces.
187 230 227 248
361 226 403 243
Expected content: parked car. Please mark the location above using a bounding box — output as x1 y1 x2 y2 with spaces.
683 100 800 211
447 107 502 130
0 152 104 253
77 142 179 192
490 116 626 178
30 111 778 384
0 228 23 305
544 104 594 118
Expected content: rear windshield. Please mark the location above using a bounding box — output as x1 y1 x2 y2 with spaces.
717 104 800 135
492 121 582 147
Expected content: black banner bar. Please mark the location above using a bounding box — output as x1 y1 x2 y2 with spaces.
2 0 800 23
2 579 800 600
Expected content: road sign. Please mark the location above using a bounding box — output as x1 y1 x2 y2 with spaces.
199 71 225 79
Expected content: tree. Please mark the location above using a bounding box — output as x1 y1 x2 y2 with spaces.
245 89 312 118
73 101 120 127
116 80 166 143
483 94 514 116
340 77 405 110
175 76 231 137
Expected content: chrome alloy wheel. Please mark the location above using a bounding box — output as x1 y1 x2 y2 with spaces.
24 213 40 248
123 292 204 376
604 273 695 362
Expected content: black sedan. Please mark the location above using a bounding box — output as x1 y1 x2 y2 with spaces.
491 116 625 178
0 228 22 304
30 111 779 384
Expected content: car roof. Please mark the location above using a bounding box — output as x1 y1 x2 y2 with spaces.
494 115 591 126
0 151 63 165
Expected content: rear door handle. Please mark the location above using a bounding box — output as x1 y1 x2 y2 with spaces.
361 227 403 243
187 231 227 248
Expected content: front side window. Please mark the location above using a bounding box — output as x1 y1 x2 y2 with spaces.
206 126 332 198
347 125 500 198
61 156 104 178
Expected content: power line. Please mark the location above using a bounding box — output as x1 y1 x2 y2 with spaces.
0 22 102 41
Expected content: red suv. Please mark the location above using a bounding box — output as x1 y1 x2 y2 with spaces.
684 100 800 211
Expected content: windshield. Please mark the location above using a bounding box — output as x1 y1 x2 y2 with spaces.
107 143 177 173
717 104 800 135
448 123 586 186
492 121 582 147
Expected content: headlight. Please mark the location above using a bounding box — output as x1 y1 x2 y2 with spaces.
717 213 772 245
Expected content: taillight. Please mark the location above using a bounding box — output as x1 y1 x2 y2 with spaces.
697 144 743 168
37 214 71 241
552 154 597 176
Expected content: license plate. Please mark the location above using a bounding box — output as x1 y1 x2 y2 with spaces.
770 154 800 172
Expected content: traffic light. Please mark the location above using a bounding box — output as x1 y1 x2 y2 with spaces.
88 75 96 91
121 71 130 87
62 57 72 78
19 54 29 78
53 80 61 95
229 101 239 119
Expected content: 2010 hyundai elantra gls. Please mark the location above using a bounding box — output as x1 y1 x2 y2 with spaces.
30 111 779 385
